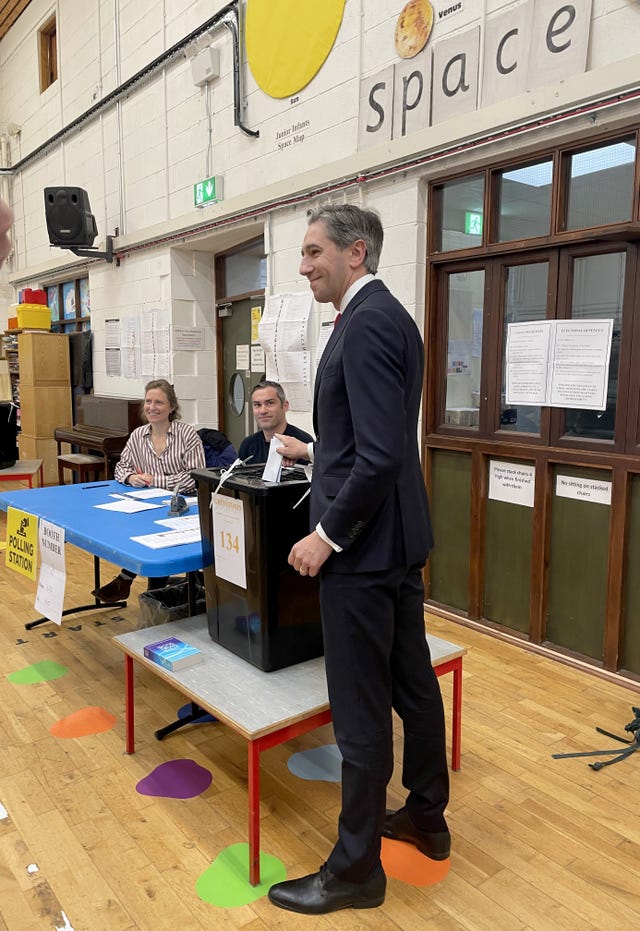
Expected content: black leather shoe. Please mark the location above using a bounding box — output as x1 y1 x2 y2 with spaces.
91 575 133 604
268 863 386 915
382 807 451 860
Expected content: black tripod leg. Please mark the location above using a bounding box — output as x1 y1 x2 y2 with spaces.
154 702 213 741
590 744 640 770
552 747 631 759
595 727 635 744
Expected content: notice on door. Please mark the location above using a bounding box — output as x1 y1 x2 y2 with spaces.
211 493 247 589
488 460 535 507
556 475 612 506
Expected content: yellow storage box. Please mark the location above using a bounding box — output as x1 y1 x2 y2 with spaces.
14 304 52 330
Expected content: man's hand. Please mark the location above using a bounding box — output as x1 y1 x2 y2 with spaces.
274 433 310 468
289 531 332 577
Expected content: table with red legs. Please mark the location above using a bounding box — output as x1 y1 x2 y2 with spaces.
114 615 465 885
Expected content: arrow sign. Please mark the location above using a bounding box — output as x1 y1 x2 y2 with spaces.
194 176 223 207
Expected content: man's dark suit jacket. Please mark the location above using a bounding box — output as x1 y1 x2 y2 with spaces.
311 278 433 574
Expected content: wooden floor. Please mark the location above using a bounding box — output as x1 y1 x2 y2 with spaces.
1 492 640 930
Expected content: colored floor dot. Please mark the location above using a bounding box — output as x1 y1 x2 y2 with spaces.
7 661 68 684
196 843 286 908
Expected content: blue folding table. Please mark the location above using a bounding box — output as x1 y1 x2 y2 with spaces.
0 480 206 629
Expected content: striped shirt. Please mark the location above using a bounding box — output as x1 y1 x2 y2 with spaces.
114 420 205 493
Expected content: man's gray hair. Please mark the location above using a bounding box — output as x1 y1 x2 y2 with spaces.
306 204 383 274
251 379 286 405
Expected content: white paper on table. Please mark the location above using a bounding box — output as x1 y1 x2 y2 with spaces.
34 519 66 625
95 498 164 513
211 493 247 589
130 527 202 548
121 487 170 499
262 436 283 483
155 515 201 530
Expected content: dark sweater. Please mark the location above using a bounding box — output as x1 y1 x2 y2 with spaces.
238 422 313 464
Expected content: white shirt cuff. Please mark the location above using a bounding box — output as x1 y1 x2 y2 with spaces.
307 442 315 463
316 522 342 552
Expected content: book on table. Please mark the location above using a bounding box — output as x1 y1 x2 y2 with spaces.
143 636 202 671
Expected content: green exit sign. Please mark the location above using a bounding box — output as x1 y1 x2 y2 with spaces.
465 211 483 235
194 176 223 207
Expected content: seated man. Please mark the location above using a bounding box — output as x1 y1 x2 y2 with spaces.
239 380 313 464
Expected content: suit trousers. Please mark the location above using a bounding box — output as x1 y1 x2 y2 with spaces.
319 564 449 882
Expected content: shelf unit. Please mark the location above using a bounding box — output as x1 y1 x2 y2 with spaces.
12 331 73 485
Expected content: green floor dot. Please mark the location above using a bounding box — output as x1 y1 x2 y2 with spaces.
196 843 286 908
7 661 68 684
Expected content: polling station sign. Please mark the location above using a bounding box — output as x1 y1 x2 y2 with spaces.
5 507 37 580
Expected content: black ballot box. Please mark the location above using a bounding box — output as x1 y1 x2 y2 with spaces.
192 465 323 672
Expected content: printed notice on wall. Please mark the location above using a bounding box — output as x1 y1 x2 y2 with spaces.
488 461 535 508
258 291 313 410
34 520 66 625
172 327 205 351
556 475 612 506
211 493 247 589
506 319 613 410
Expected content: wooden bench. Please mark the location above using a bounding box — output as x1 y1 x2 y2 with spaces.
114 615 466 885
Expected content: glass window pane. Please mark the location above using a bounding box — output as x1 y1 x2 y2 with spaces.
439 175 484 251
497 160 552 242
500 262 549 436
500 263 548 435
445 270 484 429
223 243 267 296
563 252 625 441
566 138 635 230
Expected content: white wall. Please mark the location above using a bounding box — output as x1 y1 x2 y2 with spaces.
1 0 639 426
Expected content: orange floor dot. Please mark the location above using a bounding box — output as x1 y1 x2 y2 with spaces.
381 837 450 886
50 706 117 738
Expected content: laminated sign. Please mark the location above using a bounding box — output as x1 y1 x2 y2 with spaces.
5 507 37 580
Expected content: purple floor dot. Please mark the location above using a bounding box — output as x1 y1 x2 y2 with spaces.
136 759 213 799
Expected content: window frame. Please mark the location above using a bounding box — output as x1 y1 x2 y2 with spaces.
39 15 58 93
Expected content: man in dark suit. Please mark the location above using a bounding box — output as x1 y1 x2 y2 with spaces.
269 204 449 915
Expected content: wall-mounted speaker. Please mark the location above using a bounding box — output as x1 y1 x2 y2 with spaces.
44 187 98 247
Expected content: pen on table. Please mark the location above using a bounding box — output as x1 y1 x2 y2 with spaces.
82 483 110 489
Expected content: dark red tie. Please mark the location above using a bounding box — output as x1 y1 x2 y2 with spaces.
334 313 341 327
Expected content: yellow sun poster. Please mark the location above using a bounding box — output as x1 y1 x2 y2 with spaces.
246 0 346 99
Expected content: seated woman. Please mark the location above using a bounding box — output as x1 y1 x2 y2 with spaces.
91 379 205 604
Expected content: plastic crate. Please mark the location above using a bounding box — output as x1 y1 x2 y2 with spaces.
15 304 51 330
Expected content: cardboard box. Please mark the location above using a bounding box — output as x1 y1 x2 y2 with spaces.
19 385 72 436
18 332 69 386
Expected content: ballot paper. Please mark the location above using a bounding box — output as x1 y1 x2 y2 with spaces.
96 498 164 513
130 528 202 548
154 515 201 531
121 487 171 499
262 436 283 483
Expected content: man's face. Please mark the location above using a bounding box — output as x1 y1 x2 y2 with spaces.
252 387 288 434
299 220 360 308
